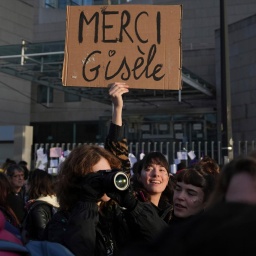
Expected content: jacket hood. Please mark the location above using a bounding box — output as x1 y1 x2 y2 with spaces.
35 195 59 208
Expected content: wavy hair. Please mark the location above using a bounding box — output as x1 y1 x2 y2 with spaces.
56 144 122 210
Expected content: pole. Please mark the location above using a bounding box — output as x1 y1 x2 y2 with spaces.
220 0 233 163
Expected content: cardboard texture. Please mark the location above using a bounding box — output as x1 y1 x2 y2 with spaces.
62 5 182 90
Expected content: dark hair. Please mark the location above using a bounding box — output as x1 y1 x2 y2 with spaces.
1 158 16 172
56 144 122 210
19 160 29 180
132 159 143 175
0 173 20 225
175 165 219 203
193 156 220 174
18 160 27 166
27 169 56 200
6 164 24 177
0 173 12 205
132 152 174 204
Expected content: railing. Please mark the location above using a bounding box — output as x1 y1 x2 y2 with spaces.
32 140 256 168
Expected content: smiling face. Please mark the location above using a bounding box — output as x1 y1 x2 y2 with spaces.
139 162 170 206
173 181 205 218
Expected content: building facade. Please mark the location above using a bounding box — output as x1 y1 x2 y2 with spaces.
0 0 256 165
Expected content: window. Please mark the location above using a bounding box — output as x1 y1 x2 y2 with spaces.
37 85 53 103
45 0 93 8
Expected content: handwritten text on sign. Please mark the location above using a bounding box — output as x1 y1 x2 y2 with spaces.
62 5 182 90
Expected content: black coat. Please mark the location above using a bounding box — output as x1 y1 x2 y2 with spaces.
44 123 170 256
6 191 26 223
122 202 256 256
23 201 57 240
45 200 168 256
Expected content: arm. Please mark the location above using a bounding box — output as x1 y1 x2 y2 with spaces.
104 82 131 175
109 82 129 126
30 204 52 240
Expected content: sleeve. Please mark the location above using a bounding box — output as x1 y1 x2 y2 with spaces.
30 204 52 240
61 201 99 256
124 201 169 242
104 122 131 175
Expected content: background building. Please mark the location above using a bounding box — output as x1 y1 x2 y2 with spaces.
0 0 256 165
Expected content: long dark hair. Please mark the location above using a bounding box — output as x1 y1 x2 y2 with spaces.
0 172 20 226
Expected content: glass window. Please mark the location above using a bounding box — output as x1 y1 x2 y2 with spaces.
45 0 58 8
45 0 94 8
37 85 53 103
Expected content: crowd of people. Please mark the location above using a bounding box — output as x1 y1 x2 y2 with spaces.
1 83 256 256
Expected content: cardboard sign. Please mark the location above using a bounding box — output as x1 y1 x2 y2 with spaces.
62 5 182 90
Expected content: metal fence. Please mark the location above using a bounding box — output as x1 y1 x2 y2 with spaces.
32 140 256 168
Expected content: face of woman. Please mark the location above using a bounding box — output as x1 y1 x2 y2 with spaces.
225 172 256 204
173 182 205 218
139 163 169 196
92 157 111 202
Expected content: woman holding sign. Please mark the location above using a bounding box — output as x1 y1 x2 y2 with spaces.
44 82 169 256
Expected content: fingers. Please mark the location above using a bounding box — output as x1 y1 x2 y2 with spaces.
109 82 129 97
108 82 129 89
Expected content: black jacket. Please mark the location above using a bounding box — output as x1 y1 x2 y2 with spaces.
44 123 169 256
45 199 168 256
122 202 256 256
6 190 26 223
23 200 57 241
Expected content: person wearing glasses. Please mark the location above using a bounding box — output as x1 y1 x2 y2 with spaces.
6 164 26 223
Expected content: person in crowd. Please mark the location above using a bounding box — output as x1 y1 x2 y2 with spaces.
44 83 168 256
18 160 29 181
6 164 26 223
0 210 24 256
0 173 21 236
131 152 174 223
1 158 16 173
207 155 256 206
192 155 220 174
22 168 59 241
122 156 256 256
166 155 256 256
168 158 220 231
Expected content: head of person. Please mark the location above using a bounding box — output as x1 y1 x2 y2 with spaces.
0 173 12 207
132 152 173 206
173 164 219 219
1 159 16 173
56 144 122 211
26 169 56 200
193 155 220 174
6 164 25 193
18 160 29 181
209 156 256 206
